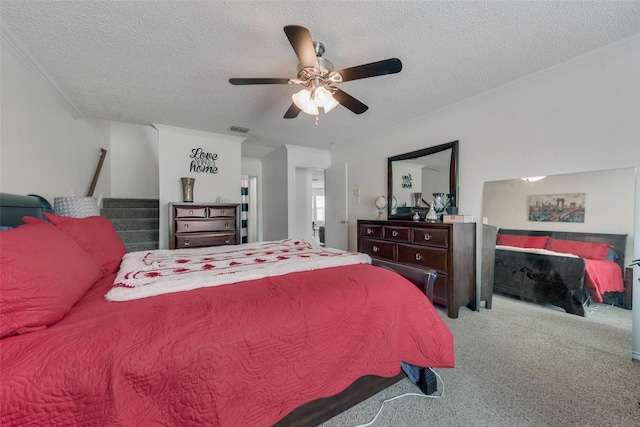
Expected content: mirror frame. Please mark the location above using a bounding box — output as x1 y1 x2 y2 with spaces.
387 140 459 219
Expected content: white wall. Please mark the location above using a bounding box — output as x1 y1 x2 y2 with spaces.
110 122 159 198
155 124 244 249
0 42 111 204
261 146 289 241
331 35 640 360
294 168 313 241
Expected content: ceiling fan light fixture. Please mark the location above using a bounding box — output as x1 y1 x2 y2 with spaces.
322 94 340 113
314 86 332 106
292 88 312 108
293 86 339 116
230 25 403 119
292 89 319 115
302 101 319 115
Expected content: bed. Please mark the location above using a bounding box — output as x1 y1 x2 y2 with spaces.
0 193 455 426
493 229 627 316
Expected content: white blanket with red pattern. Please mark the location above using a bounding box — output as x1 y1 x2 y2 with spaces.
106 239 371 302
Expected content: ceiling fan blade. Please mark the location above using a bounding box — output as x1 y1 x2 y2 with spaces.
229 78 290 85
336 58 402 82
284 103 301 119
284 25 319 69
332 89 368 114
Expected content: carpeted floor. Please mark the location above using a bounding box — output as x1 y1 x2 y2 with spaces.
320 295 638 427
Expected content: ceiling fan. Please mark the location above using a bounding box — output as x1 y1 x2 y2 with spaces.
229 25 402 119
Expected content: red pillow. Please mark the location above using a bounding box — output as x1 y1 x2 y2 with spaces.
43 213 125 274
545 238 612 260
0 221 103 338
496 234 549 249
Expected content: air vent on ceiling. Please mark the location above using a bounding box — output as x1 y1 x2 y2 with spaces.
230 126 250 133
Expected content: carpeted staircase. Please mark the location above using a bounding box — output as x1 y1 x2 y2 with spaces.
101 198 159 252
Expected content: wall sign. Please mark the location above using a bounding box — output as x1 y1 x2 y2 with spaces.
401 173 412 189
190 147 218 174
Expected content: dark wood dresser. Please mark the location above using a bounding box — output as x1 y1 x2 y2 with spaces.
169 203 240 249
357 219 476 318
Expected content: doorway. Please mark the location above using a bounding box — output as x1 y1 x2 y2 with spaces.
241 174 259 243
311 169 325 246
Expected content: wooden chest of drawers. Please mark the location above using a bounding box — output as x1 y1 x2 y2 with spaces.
170 203 240 250
357 219 476 318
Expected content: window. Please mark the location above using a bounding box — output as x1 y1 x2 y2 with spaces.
314 195 325 222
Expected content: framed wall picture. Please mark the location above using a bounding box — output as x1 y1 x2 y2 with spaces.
528 193 585 222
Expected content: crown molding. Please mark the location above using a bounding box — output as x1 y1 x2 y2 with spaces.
1 21 82 119
152 123 246 143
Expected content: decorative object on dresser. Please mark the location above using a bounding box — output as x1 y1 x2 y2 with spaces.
425 202 438 222
443 214 474 223
169 202 240 249
358 219 476 318
180 177 195 202
374 195 387 220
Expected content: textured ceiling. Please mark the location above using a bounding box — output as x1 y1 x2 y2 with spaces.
2 1 640 158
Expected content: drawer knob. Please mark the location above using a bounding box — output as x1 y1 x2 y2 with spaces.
372 245 379 252
224 223 230 229
183 223 189 230
366 228 372 234
184 240 190 247
415 253 423 261
189 210 194 215
424 233 431 241
225 237 230 243
220 210 226 215
392 230 398 237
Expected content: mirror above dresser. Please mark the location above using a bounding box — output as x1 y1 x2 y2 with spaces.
387 141 458 220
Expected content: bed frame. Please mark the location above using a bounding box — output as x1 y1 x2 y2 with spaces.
494 229 628 315
0 192 440 426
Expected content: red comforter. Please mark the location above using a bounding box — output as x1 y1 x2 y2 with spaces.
584 258 624 303
1 264 454 426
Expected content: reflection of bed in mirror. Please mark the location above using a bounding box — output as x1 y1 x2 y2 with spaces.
482 168 635 313
493 228 627 316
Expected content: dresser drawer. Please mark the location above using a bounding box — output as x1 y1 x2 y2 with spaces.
397 243 448 272
175 207 207 218
176 232 237 248
175 219 235 233
382 226 410 242
360 224 383 239
360 238 396 261
411 227 448 247
208 207 236 218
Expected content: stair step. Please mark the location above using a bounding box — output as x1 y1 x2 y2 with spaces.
102 198 159 209
117 229 160 244
100 198 160 253
124 241 160 253
109 218 159 232
101 207 159 220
